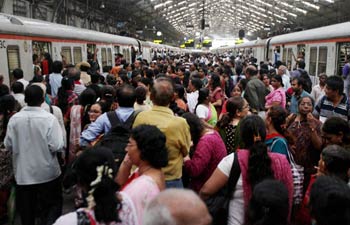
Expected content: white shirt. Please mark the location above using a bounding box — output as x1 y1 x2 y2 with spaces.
49 73 63 97
218 153 244 225
187 90 199 113
282 74 291 91
17 78 29 90
311 84 325 103
12 93 26 108
4 106 64 185
195 104 209 120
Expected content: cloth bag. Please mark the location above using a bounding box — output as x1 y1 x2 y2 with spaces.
286 146 304 205
205 152 241 225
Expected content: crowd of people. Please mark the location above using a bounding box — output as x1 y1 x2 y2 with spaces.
0 50 350 225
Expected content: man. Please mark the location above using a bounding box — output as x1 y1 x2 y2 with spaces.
311 73 327 102
12 68 29 90
11 81 25 107
144 189 212 225
4 85 64 225
49 60 63 98
115 53 123 66
342 56 350 99
244 65 268 116
80 84 136 146
186 77 203 113
291 61 312 93
67 67 86 96
79 61 92 86
277 65 291 91
133 77 191 188
313 75 350 123
289 77 312 114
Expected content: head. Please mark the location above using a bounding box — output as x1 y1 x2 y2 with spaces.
325 75 344 99
71 147 121 223
297 60 306 69
322 117 350 146
12 68 24 80
0 84 10 97
88 102 107 123
115 85 135 108
209 74 221 89
318 73 327 86
270 75 283 90
246 179 289 225
60 76 75 91
297 96 314 116
197 88 210 105
181 113 205 150
67 67 81 81
309 176 350 225
79 88 97 107
266 106 287 135
291 77 304 94
151 77 174 106
127 125 168 168
52 61 63 74
277 65 287 76
11 82 24 94
144 189 212 225
245 65 258 79
231 84 242 97
188 77 203 92
135 86 147 105
318 145 350 183
24 85 44 106
261 74 270 87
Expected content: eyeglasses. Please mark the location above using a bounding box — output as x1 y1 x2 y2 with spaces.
88 110 102 114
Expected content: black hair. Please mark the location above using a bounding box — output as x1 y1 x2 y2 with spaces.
11 81 24 94
90 73 100 84
190 77 203 91
0 94 16 139
325 75 344 95
174 84 185 100
52 61 63 74
309 176 350 225
297 61 306 69
56 77 74 114
24 84 44 106
181 112 205 151
217 96 245 129
322 116 350 146
30 75 44 84
116 84 136 107
72 147 121 223
271 75 283 87
245 179 289 225
194 87 210 114
106 75 117 86
135 86 147 104
240 115 273 188
267 106 295 146
321 145 350 183
297 96 315 109
32 53 39 62
100 85 116 110
131 125 168 168
79 88 96 107
292 77 306 89
210 74 221 90
0 84 10 97
13 68 24 79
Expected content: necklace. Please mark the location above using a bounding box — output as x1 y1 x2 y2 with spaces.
139 166 152 175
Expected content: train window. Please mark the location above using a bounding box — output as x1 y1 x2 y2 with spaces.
61 47 72 64
87 44 96 55
309 47 317 76
107 48 112 66
101 48 107 67
287 48 293 70
7 45 21 84
318 47 328 74
337 43 350 75
282 48 287 64
114 46 120 54
32 41 52 57
73 47 82 64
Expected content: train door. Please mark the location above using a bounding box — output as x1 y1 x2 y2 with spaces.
87 43 96 61
6 45 21 84
336 42 350 75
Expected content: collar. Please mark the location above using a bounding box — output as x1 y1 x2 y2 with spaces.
152 105 174 115
22 106 45 112
74 80 82 85
266 133 284 140
116 106 134 112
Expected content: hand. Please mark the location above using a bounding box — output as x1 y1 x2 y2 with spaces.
184 155 190 162
306 112 315 122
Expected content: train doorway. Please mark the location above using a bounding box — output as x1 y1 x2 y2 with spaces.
337 42 350 76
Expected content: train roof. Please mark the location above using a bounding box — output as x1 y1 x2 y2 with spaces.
270 21 350 45
0 13 139 45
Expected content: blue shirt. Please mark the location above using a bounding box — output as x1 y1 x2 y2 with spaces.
80 107 134 146
290 90 312 114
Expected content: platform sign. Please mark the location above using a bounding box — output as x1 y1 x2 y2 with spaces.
203 39 212 47
180 44 186 48
235 39 244 45
154 40 163 44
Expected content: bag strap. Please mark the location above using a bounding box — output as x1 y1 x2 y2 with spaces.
49 104 53 114
226 152 241 199
107 111 122 129
76 210 96 225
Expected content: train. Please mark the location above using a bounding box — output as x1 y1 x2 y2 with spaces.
212 21 350 84
0 13 200 86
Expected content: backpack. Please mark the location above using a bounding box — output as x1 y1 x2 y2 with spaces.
298 69 312 93
94 111 139 169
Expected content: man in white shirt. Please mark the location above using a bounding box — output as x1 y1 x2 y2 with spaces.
186 77 203 113
311 73 327 102
5 85 64 225
12 68 29 90
11 81 26 108
277 65 291 91
49 61 63 98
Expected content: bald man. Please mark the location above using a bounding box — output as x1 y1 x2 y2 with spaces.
144 189 212 225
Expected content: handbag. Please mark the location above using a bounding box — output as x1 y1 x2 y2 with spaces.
0 142 13 189
286 145 304 205
205 152 241 225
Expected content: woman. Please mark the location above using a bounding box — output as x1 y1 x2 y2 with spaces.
265 75 286 109
245 180 289 225
182 113 226 192
88 101 108 125
209 74 225 115
261 73 273 92
220 84 243 116
200 115 293 225
296 145 350 225
265 106 293 158
321 116 350 148
216 96 250 154
195 88 218 127
116 125 168 225
54 147 137 225
286 96 322 192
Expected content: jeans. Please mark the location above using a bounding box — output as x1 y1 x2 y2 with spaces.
165 178 184 189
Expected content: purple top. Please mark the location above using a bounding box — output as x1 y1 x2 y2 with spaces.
265 87 286 109
184 130 227 192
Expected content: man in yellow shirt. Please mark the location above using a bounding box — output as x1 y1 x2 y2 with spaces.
133 77 191 188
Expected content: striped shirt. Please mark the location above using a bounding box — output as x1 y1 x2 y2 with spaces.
313 94 350 122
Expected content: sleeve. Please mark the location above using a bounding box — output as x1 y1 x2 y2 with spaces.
244 82 259 112
54 107 67 148
195 105 208 120
48 116 64 153
180 121 191 157
271 91 283 103
184 137 212 177
217 153 234 177
80 113 109 146
53 212 77 225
